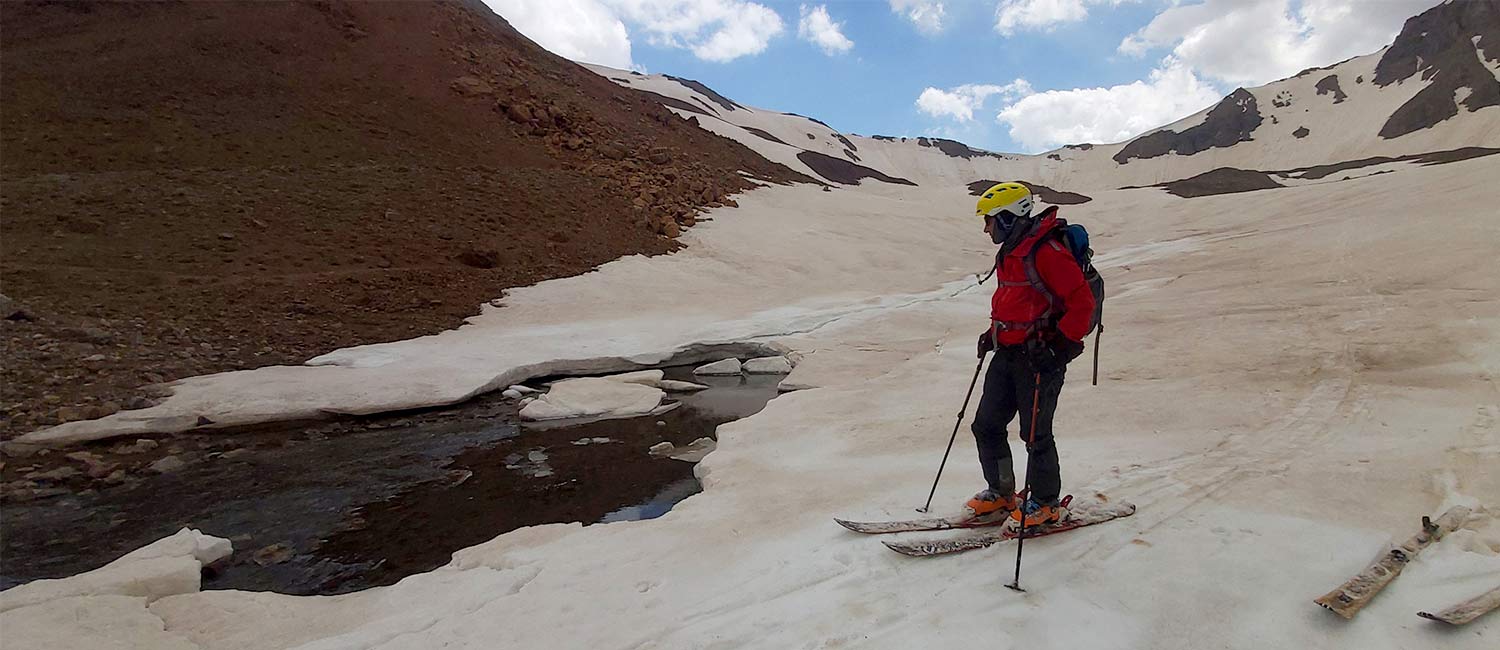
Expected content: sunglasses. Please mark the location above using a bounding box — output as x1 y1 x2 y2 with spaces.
986 212 1022 230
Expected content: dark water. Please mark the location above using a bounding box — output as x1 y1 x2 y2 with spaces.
0 367 782 595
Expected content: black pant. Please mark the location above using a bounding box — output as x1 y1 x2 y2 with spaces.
971 348 1065 503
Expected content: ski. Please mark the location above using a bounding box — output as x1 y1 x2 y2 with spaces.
1314 505 1471 619
881 499 1137 557
1418 585 1500 625
835 511 1011 534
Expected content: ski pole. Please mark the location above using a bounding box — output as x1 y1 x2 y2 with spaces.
916 356 986 513
1006 370 1043 592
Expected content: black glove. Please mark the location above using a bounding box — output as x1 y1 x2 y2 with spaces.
1055 337 1085 364
977 329 995 359
1025 336 1084 373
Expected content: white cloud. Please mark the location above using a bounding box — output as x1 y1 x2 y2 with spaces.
486 1 787 66
610 0 785 62
798 5 854 55
1118 0 1434 85
483 0 635 69
995 59 1222 152
890 0 947 35
916 80 1034 122
995 0 1135 36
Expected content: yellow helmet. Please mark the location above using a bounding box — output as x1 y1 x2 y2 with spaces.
975 182 1033 221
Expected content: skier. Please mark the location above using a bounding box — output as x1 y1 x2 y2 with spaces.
967 183 1095 528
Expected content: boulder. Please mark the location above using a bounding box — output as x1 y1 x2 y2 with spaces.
65 452 117 479
658 216 681 238
599 142 628 161
59 327 112 345
692 358 742 376
252 543 294 567
743 356 793 374
0 293 22 320
27 466 80 482
450 75 494 96
148 455 187 474
54 406 88 423
505 102 533 123
111 439 159 455
454 247 501 269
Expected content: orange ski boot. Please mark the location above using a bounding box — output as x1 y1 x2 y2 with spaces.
965 488 1020 521
1010 496 1065 528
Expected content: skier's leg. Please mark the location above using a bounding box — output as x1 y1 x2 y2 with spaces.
970 354 1019 494
1014 363 1066 504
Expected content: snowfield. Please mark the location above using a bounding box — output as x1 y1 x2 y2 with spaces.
10 151 1499 648
9 2 1500 645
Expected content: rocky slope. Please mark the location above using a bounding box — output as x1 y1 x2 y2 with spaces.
0 0 807 439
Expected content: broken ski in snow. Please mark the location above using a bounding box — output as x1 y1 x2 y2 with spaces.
1314 505 1471 619
1418 585 1500 625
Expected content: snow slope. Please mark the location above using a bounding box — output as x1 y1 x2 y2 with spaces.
14 148 1498 650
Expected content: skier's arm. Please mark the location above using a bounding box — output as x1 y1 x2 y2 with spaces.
1035 243 1095 343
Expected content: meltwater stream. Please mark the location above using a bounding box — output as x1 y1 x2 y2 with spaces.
0 367 784 595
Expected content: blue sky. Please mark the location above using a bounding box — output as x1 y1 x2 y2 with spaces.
635 2 1170 150
486 1 1435 153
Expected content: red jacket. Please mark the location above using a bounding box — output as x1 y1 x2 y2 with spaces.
990 208 1095 345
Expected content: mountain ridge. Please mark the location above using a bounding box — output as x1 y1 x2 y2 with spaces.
595 0 1500 192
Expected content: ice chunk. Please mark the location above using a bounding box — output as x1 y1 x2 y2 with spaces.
503 449 554 478
743 356 792 374
669 437 717 462
778 380 815 392
659 380 710 392
604 370 665 387
693 358 743 376
0 528 231 614
648 442 676 456
518 378 665 421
